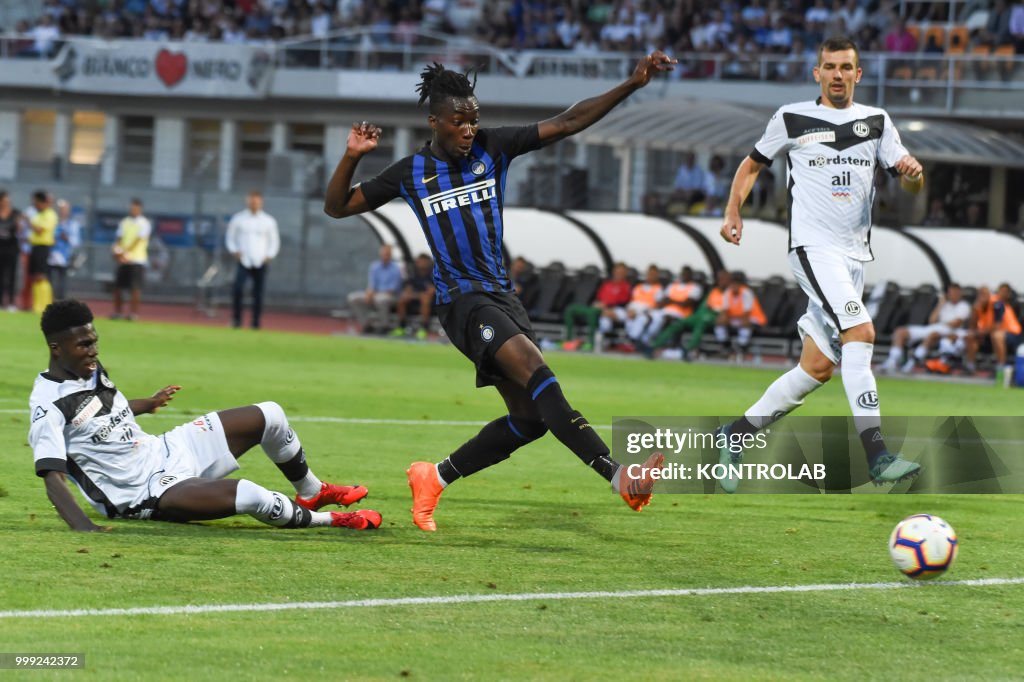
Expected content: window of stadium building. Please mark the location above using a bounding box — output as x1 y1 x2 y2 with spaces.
20 110 55 164
69 111 104 165
238 121 271 184
289 123 324 158
119 115 154 179
188 119 221 176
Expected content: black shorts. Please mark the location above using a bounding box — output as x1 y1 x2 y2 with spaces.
436 291 538 387
28 245 50 275
115 263 145 290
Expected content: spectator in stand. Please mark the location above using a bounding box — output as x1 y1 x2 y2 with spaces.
966 284 1022 376
713 271 766 360
391 253 436 340
48 199 82 301
562 262 632 352
976 0 1013 48
636 265 704 356
509 256 535 297
884 17 918 52
922 197 951 226
836 0 868 36
882 283 971 373
111 198 150 321
804 0 832 45
1010 2 1024 51
0 191 22 312
347 244 402 334
30 14 62 57
668 152 705 214
226 190 280 330
965 202 985 227
700 154 730 216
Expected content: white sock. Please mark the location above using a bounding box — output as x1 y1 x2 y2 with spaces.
714 325 728 342
841 342 882 434
598 316 613 334
234 479 333 527
886 345 904 365
737 326 752 348
435 463 450 489
257 401 323 497
937 337 957 356
913 343 928 361
744 365 823 429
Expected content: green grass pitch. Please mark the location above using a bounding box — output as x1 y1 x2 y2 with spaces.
1 313 1022 681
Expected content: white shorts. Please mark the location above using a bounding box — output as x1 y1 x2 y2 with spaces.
122 412 240 518
789 246 871 365
906 322 954 343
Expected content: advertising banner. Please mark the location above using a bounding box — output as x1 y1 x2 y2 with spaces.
53 39 274 98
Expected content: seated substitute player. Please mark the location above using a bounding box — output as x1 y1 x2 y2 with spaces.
717 36 925 491
323 53 676 531
881 282 970 373
391 252 436 339
712 271 766 360
30 300 380 532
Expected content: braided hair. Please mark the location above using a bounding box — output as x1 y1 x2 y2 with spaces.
415 62 477 114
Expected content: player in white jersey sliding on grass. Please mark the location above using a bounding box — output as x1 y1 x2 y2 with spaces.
715 36 924 491
29 299 380 532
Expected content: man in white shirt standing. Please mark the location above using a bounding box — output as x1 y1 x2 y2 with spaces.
716 36 925 491
226 191 280 330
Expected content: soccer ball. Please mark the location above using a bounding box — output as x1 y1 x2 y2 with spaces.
888 514 958 580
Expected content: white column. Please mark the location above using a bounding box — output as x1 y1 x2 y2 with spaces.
392 126 412 162
151 116 186 188
218 119 238 192
271 121 289 154
324 124 347 187
0 111 19 180
101 114 119 186
53 110 71 176
617 146 632 212
630 146 648 213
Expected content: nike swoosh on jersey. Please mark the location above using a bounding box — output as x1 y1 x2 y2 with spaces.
421 174 439 184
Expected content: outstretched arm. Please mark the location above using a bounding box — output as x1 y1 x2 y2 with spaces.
720 156 766 245
536 51 675 145
128 384 180 416
324 122 383 219
44 471 110 532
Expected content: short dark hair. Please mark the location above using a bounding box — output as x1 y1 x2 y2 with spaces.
130 197 143 206
41 299 94 338
33 190 48 204
818 36 860 67
416 62 477 114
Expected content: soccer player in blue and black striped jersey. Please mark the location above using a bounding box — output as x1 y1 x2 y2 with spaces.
325 52 674 531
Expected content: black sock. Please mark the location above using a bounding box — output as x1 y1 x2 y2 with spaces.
527 365 618 481
860 427 888 465
283 500 312 528
438 415 547 484
728 417 759 437
275 448 310 484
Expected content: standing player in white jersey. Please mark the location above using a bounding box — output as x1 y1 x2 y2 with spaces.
29 299 380 532
716 36 924 491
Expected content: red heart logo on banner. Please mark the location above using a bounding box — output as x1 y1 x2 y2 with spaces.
155 49 187 88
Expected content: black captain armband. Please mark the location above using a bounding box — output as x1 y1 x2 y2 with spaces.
749 149 772 166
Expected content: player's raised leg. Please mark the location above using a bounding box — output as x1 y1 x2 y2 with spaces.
494 334 662 511
156 478 380 529
217 402 368 510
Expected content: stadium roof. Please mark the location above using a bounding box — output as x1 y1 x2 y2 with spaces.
577 98 1024 168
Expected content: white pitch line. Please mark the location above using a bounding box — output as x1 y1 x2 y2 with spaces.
1 577 1022 620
